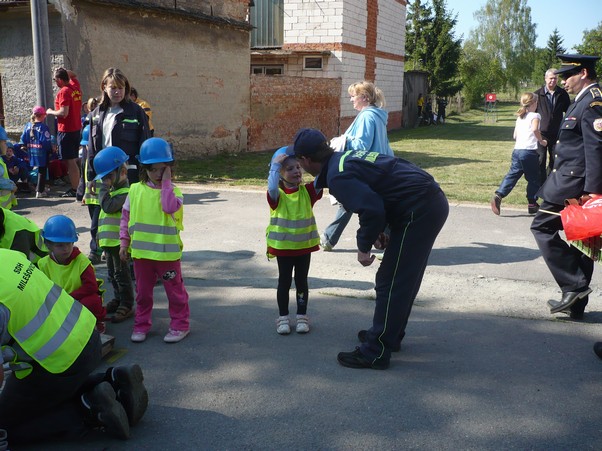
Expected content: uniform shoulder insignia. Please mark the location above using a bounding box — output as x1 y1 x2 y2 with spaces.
594 118 602 132
589 87 602 99
591 101 602 108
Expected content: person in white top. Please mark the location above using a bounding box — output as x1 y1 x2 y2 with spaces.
491 92 547 215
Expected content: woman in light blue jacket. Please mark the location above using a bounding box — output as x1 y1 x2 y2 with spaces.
322 82 393 251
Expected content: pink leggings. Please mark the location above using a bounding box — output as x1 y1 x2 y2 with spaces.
132 258 190 333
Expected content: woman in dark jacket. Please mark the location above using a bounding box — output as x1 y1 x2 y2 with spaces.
89 68 150 183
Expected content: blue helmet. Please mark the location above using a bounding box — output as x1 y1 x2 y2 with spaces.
93 146 129 180
80 124 90 146
138 138 173 164
42 215 78 243
271 146 294 163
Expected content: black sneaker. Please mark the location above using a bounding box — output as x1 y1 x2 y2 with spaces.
61 188 77 198
528 203 540 214
358 329 402 352
337 347 389 370
111 364 148 426
85 382 130 439
491 194 502 215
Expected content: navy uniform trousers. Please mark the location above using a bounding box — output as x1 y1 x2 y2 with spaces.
531 200 594 292
361 188 449 363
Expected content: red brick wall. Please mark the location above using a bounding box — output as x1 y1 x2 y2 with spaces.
249 76 342 152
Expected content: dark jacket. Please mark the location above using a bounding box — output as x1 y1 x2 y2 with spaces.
538 84 602 205
88 101 150 179
534 85 571 140
315 150 441 252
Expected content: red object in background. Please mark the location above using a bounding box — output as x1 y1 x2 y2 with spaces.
485 93 497 102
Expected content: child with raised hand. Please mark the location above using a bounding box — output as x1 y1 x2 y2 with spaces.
94 146 135 323
20 106 52 198
38 215 107 333
119 137 190 343
266 146 322 335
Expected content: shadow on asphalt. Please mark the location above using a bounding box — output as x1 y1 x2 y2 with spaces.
429 241 540 266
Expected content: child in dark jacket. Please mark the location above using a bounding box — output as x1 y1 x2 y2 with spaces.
20 106 52 197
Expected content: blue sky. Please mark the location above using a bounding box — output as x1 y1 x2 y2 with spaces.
447 0 601 52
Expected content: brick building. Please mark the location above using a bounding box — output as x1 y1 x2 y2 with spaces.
249 0 406 151
0 0 252 156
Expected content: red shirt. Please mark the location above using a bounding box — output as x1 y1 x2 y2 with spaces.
55 78 82 132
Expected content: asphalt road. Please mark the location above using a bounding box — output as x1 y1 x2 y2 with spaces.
13 184 602 450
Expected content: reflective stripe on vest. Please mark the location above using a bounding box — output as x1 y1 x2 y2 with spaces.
83 156 99 205
98 187 129 247
37 252 90 293
128 182 184 261
0 249 95 376
0 207 47 260
266 185 319 251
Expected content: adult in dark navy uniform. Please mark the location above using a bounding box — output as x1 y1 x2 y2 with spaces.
534 68 571 183
530 54 602 319
291 128 448 369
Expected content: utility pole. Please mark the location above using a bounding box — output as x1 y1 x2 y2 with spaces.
30 0 55 135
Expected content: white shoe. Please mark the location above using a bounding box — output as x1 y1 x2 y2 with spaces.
164 329 190 343
276 316 290 335
296 315 310 334
36 191 48 198
320 234 333 252
130 331 147 343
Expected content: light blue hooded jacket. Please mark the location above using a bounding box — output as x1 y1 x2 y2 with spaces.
344 106 393 156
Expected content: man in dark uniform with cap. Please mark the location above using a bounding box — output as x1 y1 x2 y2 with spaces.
531 54 602 320
290 128 448 369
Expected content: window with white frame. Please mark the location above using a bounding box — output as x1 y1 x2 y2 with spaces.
303 56 323 71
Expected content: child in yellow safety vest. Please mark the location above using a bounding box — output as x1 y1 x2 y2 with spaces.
94 146 135 323
119 137 190 344
38 215 107 333
266 146 322 335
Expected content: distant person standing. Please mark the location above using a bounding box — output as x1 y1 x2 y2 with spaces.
321 81 394 252
130 88 154 136
531 54 602 320
89 68 150 184
437 97 448 124
534 68 571 183
46 68 82 198
417 93 424 118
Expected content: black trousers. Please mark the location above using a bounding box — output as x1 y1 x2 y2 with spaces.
0 330 103 443
536 139 556 185
531 200 594 292
276 253 311 316
105 245 135 308
361 189 449 363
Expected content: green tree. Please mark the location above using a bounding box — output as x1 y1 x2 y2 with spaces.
406 0 462 96
470 0 537 95
575 21 602 76
459 40 504 106
427 0 463 96
405 0 432 70
532 29 566 82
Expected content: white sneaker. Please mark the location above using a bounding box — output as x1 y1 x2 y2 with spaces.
296 315 310 334
36 191 48 198
320 234 333 252
276 316 290 335
130 331 147 343
164 329 190 343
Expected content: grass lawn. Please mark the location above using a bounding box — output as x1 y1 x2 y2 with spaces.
175 101 533 208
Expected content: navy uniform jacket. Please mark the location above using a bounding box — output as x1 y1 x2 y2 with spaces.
534 85 570 140
315 150 441 252
88 101 150 179
538 84 602 205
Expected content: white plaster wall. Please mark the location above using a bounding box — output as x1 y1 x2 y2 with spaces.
284 0 344 45
376 0 406 55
